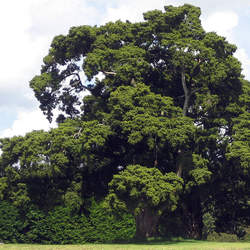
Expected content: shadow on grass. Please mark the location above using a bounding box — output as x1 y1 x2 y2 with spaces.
99 237 202 246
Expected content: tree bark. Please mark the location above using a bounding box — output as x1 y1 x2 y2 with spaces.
135 207 160 239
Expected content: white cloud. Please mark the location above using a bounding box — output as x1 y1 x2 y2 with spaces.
0 0 111 94
0 0 104 138
201 11 239 42
102 0 165 23
0 1 32 85
201 11 250 80
29 0 102 36
0 109 56 138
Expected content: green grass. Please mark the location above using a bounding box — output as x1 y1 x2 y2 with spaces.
1 240 250 250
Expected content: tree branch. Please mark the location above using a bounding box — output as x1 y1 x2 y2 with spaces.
102 71 117 76
62 72 92 92
181 70 191 116
73 128 82 139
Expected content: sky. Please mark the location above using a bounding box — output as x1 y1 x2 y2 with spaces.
0 0 249 138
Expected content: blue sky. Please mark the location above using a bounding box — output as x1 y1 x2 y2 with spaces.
0 0 249 138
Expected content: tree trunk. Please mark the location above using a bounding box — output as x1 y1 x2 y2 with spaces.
135 207 159 239
176 150 192 178
182 196 203 239
187 214 202 239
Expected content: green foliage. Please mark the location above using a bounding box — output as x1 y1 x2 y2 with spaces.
107 165 184 239
225 80 250 169
0 178 8 200
64 181 83 212
202 212 216 239
0 3 249 243
185 154 211 191
107 165 183 216
22 207 48 243
23 206 91 244
87 199 135 242
207 232 238 242
109 84 194 149
2 197 132 244
10 183 30 208
0 201 23 243
242 227 250 241
44 206 90 244
0 200 135 244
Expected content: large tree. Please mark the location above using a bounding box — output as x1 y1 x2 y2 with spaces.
0 3 248 240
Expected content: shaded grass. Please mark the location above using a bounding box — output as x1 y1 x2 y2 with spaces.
1 240 250 250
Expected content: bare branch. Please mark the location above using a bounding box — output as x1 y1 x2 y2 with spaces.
73 128 82 139
103 71 117 76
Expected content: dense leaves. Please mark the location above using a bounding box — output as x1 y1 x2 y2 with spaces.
107 165 183 238
0 3 249 242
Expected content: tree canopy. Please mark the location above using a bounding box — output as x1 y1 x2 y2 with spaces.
0 3 249 241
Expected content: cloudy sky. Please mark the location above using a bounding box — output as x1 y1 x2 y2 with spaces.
0 0 249 138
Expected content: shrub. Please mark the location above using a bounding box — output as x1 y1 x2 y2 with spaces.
202 212 216 239
23 205 92 244
22 206 48 243
87 199 135 242
241 227 250 241
0 201 23 243
207 232 238 242
42 206 91 244
0 200 135 244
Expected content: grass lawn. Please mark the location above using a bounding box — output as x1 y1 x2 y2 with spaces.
1 240 250 250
